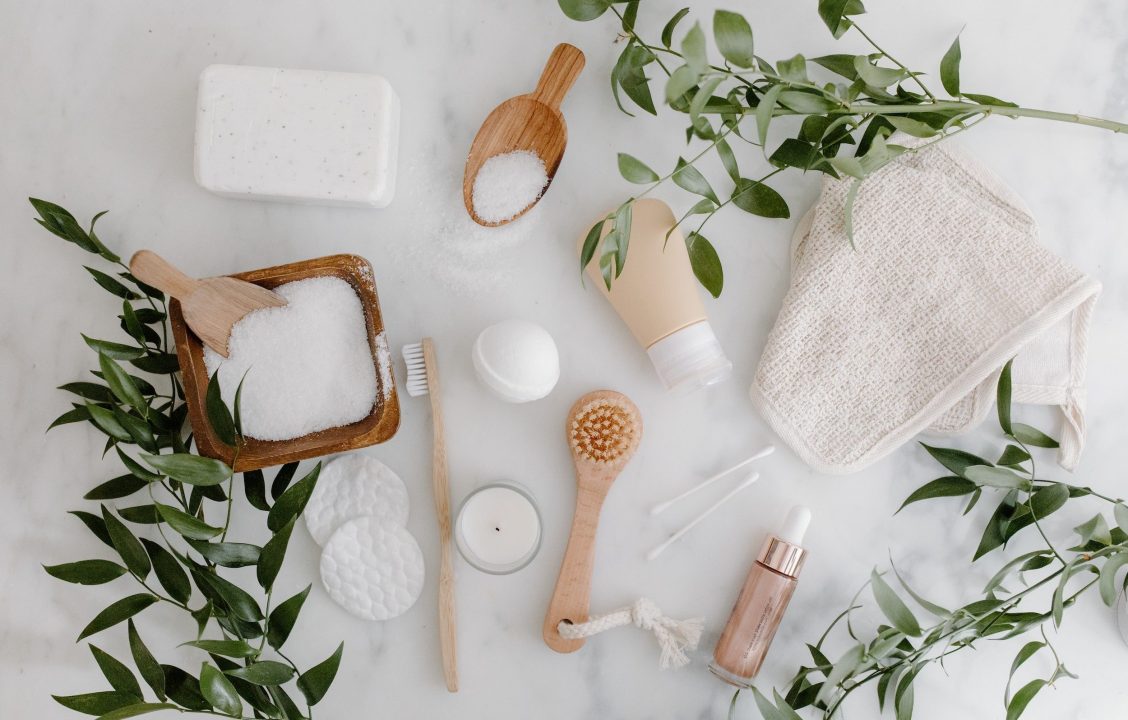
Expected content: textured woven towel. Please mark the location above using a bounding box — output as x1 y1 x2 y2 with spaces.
750 138 1100 474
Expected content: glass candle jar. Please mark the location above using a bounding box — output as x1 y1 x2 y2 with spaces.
454 482 542 574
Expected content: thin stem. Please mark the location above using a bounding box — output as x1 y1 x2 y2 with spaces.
838 101 1128 133
850 22 937 101
219 445 242 543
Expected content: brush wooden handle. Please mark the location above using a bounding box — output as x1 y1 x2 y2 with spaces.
422 338 458 693
542 482 606 653
530 43 585 110
129 250 200 299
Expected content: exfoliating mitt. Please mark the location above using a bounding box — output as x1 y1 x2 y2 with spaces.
750 137 1100 474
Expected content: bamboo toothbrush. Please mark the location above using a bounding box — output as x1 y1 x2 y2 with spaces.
402 339 458 693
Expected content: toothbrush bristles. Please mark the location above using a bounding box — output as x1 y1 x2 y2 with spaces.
401 342 429 397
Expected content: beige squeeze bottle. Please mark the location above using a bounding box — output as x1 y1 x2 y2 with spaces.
582 198 732 392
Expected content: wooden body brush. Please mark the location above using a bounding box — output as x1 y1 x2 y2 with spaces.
543 390 642 653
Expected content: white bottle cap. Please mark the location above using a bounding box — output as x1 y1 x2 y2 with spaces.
646 321 733 392
777 505 812 546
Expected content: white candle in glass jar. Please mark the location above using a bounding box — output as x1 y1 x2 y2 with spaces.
455 483 541 574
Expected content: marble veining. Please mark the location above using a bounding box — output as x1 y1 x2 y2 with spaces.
2 1 1128 719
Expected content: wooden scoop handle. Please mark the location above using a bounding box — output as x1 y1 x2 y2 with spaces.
530 43 585 110
129 250 200 300
543 482 606 653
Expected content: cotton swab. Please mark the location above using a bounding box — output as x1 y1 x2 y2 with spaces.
647 472 760 561
649 444 775 516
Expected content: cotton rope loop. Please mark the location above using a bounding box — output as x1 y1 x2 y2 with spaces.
557 598 704 669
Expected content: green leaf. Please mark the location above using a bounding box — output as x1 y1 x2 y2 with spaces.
920 443 991 477
1099 553 1128 605
731 179 790 218
268 463 321 532
755 84 784 146
815 644 865 705
183 639 259 658
118 505 161 524
715 138 740 183
90 645 143 698
225 661 295 686
997 445 1031 467
665 65 698 104
155 503 222 540
661 7 690 48
940 34 961 97
270 462 299 501
141 539 191 604
686 232 723 298
87 403 133 443
78 594 158 641
1028 483 1069 519
713 10 754 68
811 54 860 80
297 642 343 706
141 453 230 487
983 550 1052 594
1006 679 1045 720
776 54 808 83
1115 503 1128 532
853 56 906 87
617 153 659 184
50 404 92 430
885 116 939 138
777 91 838 114
817 0 862 39
187 540 262 568
200 663 243 717
85 266 137 299
258 517 295 591
681 22 706 74
130 353 179 374
83 335 145 361
195 570 264 621
613 202 633 278
59 381 116 402
965 465 1030 490
613 44 658 115
1074 514 1112 546
897 476 975 512
974 495 1015 560
52 691 139 716
102 505 151 578
580 218 607 272
268 585 312 649
672 157 719 204
86 474 149 501
557 0 609 21
871 569 921 636
267 686 304 720
1011 423 1059 448
44 559 128 585
995 359 1014 434
890 560 950 616
205 371 237 446
1009 641 1045 686
128 620 166 701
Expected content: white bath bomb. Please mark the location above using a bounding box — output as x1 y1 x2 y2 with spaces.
303 455 409 546
319 517 424 621
472 320 560 403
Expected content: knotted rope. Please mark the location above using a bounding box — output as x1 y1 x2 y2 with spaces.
558 598 704 669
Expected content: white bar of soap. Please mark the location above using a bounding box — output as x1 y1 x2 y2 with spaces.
194 64 400 207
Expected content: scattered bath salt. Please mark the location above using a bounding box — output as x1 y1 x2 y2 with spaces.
204 276 378 441
374 331 394 402
471 150 549 223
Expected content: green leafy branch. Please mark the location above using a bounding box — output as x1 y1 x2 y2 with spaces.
563 0 1128 296
730 360 1128 720
36 200 342 720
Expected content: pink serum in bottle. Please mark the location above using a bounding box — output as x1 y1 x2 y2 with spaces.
710 505 811 686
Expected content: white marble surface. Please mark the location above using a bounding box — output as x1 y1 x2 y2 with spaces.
3 1 1128 718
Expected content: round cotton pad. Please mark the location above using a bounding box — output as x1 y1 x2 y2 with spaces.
320 517 425 621
303 455 410 546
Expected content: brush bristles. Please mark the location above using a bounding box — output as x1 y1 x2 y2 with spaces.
401 342 429 397
570 399 636 463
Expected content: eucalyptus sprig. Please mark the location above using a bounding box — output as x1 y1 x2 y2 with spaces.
36 199 342 720
731 359 1128 720
565 0 1128 296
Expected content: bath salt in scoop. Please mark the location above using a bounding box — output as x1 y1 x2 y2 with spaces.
463 43 584 226
130 250 286 357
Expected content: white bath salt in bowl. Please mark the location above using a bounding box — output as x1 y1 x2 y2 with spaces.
471 150 549 223
204 276 377 441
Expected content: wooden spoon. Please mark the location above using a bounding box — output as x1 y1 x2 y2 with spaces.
543 389 642 653
463 43 585 227
130 250 287 358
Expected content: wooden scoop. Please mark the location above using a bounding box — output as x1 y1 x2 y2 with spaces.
543 390 642 653
129 250 287 358
463 43 585 227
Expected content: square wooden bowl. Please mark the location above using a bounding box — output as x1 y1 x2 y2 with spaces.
169 254 400 471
